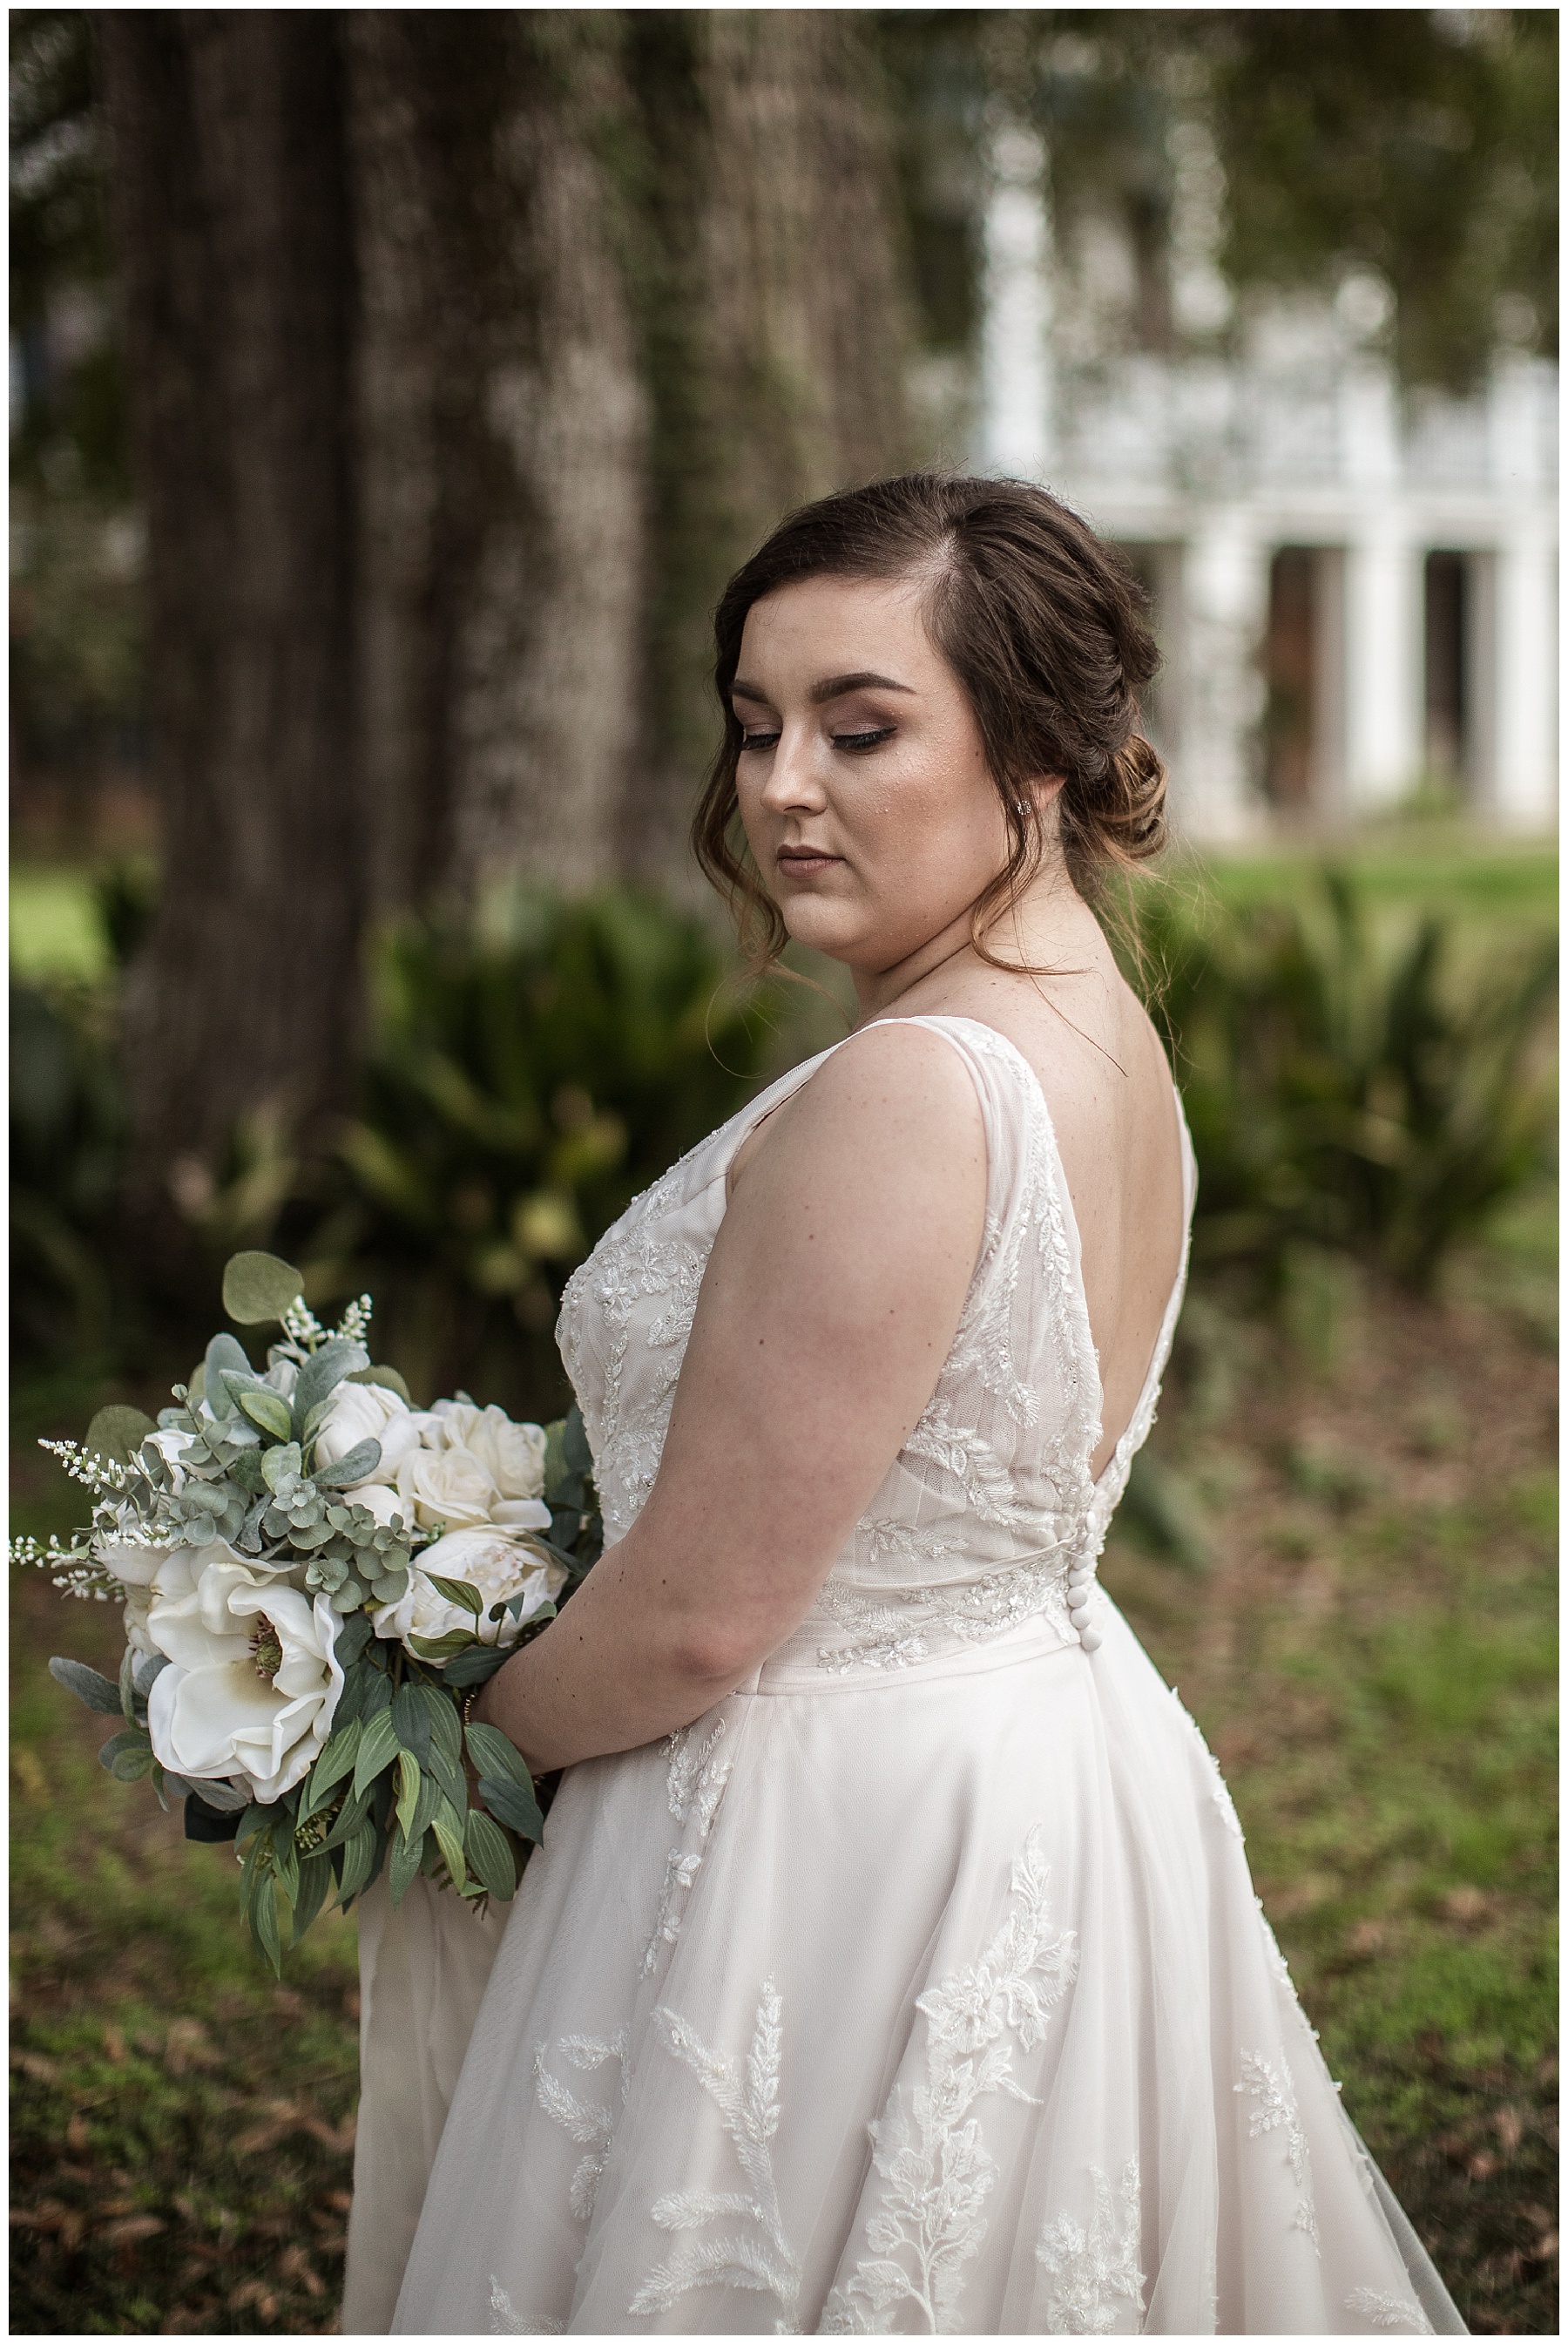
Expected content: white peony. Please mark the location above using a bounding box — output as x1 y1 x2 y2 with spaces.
426 1401 549 1502
372 1525 566 1650
394 1442 501 1531
144 1544 343 1803
313 1379 423 1487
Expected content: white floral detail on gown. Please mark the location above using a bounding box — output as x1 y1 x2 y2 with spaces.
363 1014 1468 2336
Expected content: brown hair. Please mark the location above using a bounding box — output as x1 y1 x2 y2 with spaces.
691 471 1167 968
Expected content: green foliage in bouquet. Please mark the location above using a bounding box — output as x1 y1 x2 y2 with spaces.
1143 869 1558 1292
16 1251 604 1975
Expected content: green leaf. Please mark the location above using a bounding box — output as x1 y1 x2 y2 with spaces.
260 1440 303 1494
240 1389 295 1443
314 1438 382 1489
394 1749 422 1840
319 1785 373 1852
424 1573 483 1617
347 1363 413 1404
105 1737 155 1782
272 1826 301 1907
84 1404 158 1466
204 1333 254 1416
414 1682 463 1769
388 1820 427 1908
463 1806 519 1901
253 1874 284 1975
293 1338 366 1434
335 1821 377 1904
49 1656 123 1715
300 1717 362 1819
430 1798 468 1893
290 1852 334 1945
464 1720 532 1789
477 1773 544 1842
391 1681 432 1766
352 1706 400 1802
441 1643 510 1690
334 1612 375 1669
223 1250 305 1326
408 1629 478 1662
118 1643 139 1724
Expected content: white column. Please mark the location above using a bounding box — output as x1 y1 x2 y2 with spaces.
1492 529 1558 828
978 123 1053 479
1172 514 1268 842
1342 530 1424 813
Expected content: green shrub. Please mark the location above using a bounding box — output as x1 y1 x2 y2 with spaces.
10 978 125 1358
295 889 791 1408
1144 868 1557 1292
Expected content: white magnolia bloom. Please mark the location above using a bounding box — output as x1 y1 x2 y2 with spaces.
427 1401 549 1501
92 1525 170 1589
314 1379 423 1487
372 1526 566 1650
145 1545 343 1803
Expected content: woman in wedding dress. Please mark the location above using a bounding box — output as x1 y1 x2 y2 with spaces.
345 474 1465 2336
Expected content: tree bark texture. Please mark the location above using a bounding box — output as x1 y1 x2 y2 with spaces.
103 9 910 1216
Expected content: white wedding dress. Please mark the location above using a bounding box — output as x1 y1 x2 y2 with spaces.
346 1014 1465 2336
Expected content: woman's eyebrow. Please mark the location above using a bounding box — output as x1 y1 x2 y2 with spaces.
809 671 916 704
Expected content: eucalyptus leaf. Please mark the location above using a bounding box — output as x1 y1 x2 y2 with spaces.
223 1250 306 1327
84 1404 158 1466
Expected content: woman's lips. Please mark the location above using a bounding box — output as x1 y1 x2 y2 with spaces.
776 849 841 877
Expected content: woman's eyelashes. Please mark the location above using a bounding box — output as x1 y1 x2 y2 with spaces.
736 722 896 755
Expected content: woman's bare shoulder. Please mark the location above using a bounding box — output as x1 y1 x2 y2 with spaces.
729 1016 986 1201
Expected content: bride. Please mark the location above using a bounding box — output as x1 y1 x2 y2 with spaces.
344 474 1464 2335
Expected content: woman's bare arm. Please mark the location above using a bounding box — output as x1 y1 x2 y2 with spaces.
474 1023 986 1773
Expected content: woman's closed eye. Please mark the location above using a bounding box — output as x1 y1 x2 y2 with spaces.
739 727 781 753
831 726 896 755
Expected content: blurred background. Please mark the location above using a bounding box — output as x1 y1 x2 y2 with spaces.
10 9 1557 2334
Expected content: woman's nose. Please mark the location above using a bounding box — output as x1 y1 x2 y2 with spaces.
758 723 828 812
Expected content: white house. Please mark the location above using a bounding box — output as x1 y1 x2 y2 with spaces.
975 125 1558 842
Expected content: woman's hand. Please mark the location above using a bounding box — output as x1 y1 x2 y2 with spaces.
473 1021 986 1773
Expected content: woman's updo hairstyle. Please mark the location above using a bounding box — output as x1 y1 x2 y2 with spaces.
692 471 1168 968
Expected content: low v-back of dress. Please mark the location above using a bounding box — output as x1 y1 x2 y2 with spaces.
348 1014 1464 2336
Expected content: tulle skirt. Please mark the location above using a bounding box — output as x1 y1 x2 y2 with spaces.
347 1596 1464 2335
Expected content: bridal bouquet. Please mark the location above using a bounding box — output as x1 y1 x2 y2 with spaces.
14 1250 601 1971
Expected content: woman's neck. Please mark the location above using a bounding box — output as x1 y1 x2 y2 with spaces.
849 860 1109 1026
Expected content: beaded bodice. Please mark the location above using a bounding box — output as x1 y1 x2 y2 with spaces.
557 1015 1195 1677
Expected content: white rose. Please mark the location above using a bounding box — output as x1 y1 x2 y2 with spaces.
428 1402 549 1501
372 1526 566 1650
314 1379 422 1487
145 1546 343 1804
394 1443 499 1530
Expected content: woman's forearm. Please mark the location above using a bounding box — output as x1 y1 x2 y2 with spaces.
470 1534 755 1774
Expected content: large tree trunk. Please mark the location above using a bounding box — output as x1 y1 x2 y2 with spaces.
103 10 360 1206
102 8 910 1245
346 11 647 916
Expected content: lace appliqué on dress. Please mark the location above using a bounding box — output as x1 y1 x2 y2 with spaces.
1344 2285 1436 2333
1035 2160 1146 2335
632 1977 801 2333
532 2029 628 2224
821 1830 1079 2334
640 1721 734 1973
1235 2049 1320 2254
488 2277 564 2334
